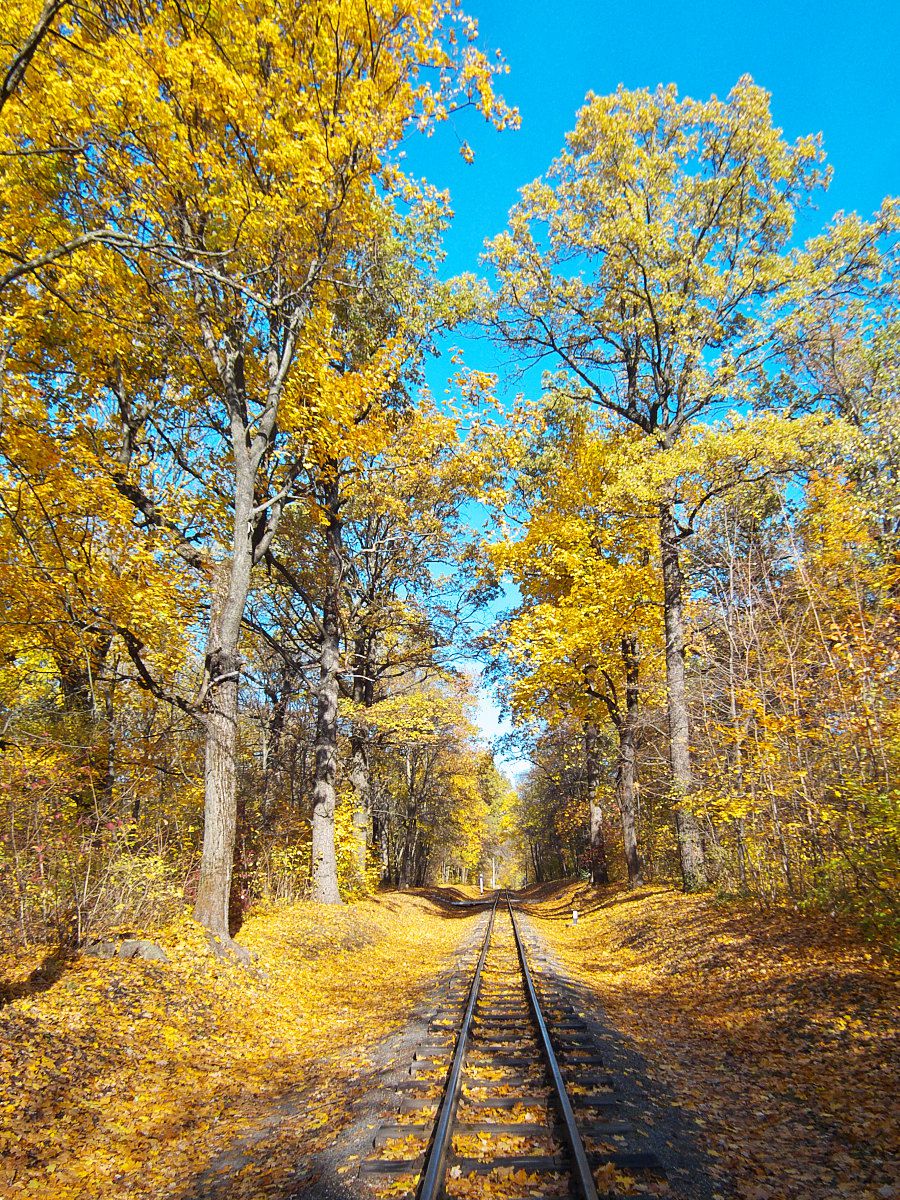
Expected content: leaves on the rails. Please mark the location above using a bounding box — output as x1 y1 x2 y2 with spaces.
533 883 898 1200
0 894 471 1199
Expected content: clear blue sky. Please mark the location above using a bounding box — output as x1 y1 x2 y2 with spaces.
403 0 900 764
410 0 898 288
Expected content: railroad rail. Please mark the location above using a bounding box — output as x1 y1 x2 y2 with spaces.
359 891 664 1200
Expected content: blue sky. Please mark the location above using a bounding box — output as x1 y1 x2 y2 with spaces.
404 0 900 768
409 0 898 279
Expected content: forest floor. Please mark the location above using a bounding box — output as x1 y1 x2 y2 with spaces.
0 889 480 1200
525 881 899 1200
1 885 896 1200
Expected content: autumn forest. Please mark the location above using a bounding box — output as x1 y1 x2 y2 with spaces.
0 3 897 1200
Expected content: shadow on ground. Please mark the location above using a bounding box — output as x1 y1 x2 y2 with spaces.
518 907 723 1200
408 886 498 916
516 878 663 919
0 944 75 1008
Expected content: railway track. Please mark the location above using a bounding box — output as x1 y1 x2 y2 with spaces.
359 893 666 1200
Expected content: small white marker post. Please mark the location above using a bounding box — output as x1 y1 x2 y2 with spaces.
479 874 484 894
572 909 579 925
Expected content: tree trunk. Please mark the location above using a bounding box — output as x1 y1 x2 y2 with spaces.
310 490 343 904
585 721 610 884
379 819 391 882
618 636 644 888
659 499 707 890
348 731 370 882
192 371 288 947
194 688 239 937
348 644 373 884
734 818 749 892
530 842 542 883
194 546 252 939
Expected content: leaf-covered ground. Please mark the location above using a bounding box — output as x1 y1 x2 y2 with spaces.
527 883 899 1200
0 892 477 1199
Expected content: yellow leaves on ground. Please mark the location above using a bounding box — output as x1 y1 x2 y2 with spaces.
0 893 476 1199
446 1165 562 1200
529 882 899 1200
593 1162 641 1195
453 1132 554 1159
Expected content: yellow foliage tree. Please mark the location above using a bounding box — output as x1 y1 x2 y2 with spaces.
490 400 663 885
486 77 830 891
1 0 514 944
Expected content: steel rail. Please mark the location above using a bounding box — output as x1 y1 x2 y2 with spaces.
416 893 499 1200
507 895 600 1200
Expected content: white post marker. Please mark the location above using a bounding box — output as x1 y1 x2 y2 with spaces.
572 909 579 924
479 874 484 894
